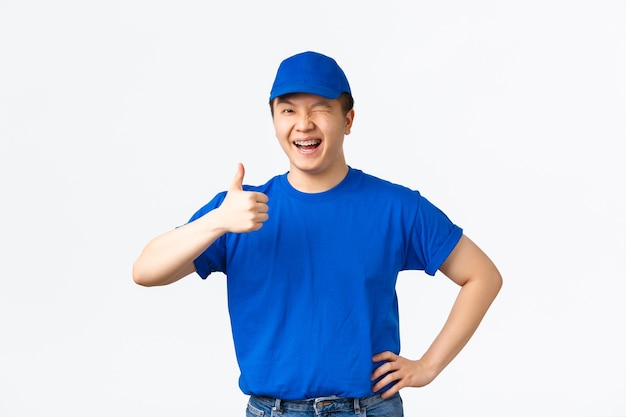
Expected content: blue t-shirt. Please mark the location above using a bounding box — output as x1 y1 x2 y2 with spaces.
189 167 462 400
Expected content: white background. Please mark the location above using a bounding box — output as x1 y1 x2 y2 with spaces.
1 1 625 416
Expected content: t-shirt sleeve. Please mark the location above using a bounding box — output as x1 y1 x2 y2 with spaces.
187 191 228 279
407 194 463 276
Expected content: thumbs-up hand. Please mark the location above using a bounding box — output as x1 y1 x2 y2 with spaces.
217 163 269 233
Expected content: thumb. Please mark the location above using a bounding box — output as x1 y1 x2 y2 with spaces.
229 162 245 191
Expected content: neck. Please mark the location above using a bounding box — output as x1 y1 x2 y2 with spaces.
287 164 349 193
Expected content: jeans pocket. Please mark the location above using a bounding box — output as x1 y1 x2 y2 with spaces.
362 393 403 417
246 400 265 417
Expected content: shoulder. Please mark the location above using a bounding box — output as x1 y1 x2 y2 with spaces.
242 173 285 193
350 168 421 199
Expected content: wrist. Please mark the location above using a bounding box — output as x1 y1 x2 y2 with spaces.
418 354 447 381
200 207 229 236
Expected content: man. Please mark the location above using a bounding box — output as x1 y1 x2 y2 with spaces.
133 51 502 416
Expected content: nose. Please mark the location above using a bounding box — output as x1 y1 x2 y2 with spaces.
295 112 313 131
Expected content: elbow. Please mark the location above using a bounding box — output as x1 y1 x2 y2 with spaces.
132 261 157 287
490 267 503 298
469 261 503 300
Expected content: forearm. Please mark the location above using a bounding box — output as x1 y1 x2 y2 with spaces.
420 267 502 378
132 209 227 287
133 168 270 286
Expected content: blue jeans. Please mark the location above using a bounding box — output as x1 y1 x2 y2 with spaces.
246 392 403 417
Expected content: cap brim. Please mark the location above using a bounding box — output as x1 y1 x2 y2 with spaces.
269 83 343 101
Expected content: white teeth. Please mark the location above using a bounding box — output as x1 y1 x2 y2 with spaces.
295 140 320 146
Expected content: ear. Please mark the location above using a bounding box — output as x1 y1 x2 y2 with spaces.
344 109 355 135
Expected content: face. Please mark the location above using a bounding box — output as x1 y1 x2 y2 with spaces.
272 93 355 191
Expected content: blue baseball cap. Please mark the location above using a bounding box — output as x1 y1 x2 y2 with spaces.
269 51 352 101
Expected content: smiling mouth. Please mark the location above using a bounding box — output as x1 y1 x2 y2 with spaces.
294 139 321 150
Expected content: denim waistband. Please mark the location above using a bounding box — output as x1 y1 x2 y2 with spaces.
251 393 391 414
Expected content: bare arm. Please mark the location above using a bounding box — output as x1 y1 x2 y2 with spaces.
132 163 269 287
371 234 502 397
